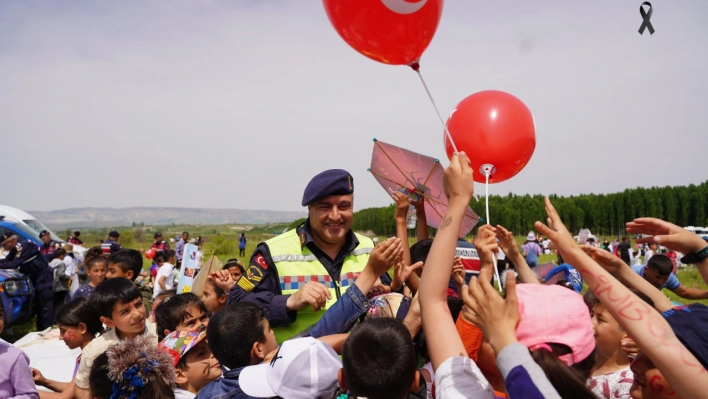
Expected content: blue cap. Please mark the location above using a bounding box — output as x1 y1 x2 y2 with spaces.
301 169 354 206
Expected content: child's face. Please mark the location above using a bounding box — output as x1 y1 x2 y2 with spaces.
104 297 146 336
106 262 129 279
227 266 242 282
89 263 107 285
58 323 85 350
181 341 222 391
176 305 209 334
591 305 625 358
201 284 226 314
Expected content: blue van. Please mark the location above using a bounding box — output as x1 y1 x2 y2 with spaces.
0 218 40 326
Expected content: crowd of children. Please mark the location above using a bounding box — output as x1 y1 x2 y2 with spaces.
2 153 708 399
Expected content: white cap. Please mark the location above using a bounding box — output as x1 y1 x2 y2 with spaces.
240 337 342 399
527 231 536 241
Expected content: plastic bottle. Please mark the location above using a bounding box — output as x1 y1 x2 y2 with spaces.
406 205 417 229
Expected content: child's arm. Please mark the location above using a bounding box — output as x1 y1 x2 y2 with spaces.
536 197 708 399
496 225 539 284
411 196 429 242
31 368 69 393
419 153 476 371
580 245 673 312
157 275 167 291
391 192 419 293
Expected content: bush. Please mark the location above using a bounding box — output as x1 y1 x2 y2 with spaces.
120 230 134 246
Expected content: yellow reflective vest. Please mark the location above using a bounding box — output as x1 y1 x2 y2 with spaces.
265 228 373 343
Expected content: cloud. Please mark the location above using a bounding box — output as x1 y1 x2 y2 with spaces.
1 0 706 214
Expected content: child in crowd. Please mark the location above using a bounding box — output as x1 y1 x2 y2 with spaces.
196 302 278 399
195 243 203 273
89 334 175 399
222 258 245 282
644 242 657 263
73 278 157 399
107 249 154 312
240 337 342 399
339 318 423 399
154 250 177 300
0 299 38 399
73 256 108 298
31 296 103 399
585 290 652 399
150 289 177 323
159 331 222 399
151 254 165 283
521 232 542 267
155 293 209 341
201 279 227 315
49 248 71 314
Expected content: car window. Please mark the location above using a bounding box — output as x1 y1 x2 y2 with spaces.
4 223 38 241
23 220 64 243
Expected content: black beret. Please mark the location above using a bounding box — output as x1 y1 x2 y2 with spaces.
109 231 120 238
39 230 50 238
301 169 354 206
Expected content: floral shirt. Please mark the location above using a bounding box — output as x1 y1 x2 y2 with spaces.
587 367 634 399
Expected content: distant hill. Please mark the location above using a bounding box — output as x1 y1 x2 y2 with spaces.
28 207 307 229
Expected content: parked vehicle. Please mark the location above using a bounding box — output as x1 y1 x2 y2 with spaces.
0 205 87 260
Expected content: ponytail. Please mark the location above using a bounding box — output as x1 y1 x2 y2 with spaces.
530 343 596 399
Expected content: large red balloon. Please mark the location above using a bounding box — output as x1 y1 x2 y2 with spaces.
444 91 536 184
145 248 156 260
322 0 444 66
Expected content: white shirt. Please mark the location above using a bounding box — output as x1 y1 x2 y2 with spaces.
644 250 654 263
153 262 175 298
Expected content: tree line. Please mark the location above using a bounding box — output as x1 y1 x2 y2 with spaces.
351 181 708 238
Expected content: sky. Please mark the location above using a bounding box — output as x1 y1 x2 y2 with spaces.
1 0 707 213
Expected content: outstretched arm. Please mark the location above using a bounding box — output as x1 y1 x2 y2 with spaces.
419 153 475 371
536 197 708 399
392 192 419 294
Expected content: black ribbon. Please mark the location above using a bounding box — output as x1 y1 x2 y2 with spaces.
638 2 655 35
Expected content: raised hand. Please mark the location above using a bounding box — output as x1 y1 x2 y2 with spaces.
367 237 403 277
443 152 474 207
461 271 520 354
533 197 583 263
452 256 465 289
286 281 332 311
627 218 707 255
580 245 626 274
392 260 423 291
208 270 235 293
495 225 521 259
392 191 411 224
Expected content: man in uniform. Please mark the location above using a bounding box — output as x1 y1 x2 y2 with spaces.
226 169 380 342
0 232 55 330
39 230 61 262
101 231 123 255
67 231 84 246
150 232 170 253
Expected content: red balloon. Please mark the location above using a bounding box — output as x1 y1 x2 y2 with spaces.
444 90 536 184
145 248 156 260
322 0 444 66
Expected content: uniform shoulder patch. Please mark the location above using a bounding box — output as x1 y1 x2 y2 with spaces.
238 252 271 292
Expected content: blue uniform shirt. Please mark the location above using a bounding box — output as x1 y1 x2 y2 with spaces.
632 264 681 290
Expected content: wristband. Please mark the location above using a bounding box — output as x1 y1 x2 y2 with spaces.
680 245 708 264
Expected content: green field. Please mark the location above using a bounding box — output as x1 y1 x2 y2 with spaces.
3 223 706 343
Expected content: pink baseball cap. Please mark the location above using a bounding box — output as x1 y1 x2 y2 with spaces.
515 284 595 366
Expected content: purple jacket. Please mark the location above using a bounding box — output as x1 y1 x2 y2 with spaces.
0 339 38 399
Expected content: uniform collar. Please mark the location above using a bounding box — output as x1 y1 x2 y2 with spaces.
297 219 359 253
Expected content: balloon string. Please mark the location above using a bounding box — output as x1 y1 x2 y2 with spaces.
414 69 459 154
486 172 503 293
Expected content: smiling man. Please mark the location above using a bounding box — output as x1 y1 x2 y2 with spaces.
226 169 375 342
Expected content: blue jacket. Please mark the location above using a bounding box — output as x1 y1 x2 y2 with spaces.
196 367 256 399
